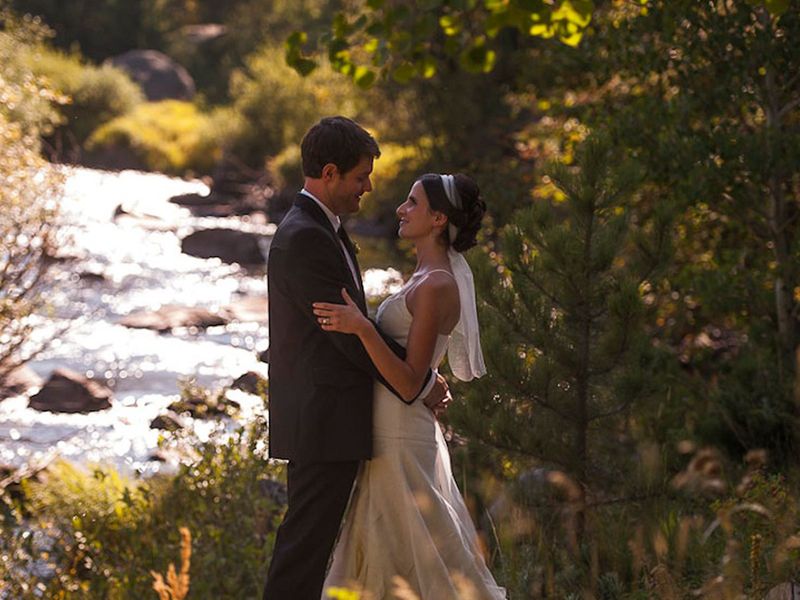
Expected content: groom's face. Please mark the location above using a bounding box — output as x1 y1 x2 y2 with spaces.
327 156 374 215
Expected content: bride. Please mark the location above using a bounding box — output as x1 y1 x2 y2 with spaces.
313 173 506 599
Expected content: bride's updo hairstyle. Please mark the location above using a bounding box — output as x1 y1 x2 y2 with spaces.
418 173 486 252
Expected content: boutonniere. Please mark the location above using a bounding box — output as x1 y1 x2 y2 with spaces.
352 241 361 255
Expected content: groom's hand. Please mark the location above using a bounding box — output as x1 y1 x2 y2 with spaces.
423 373 451 418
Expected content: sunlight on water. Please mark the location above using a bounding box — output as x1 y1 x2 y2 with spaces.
0 167 402 476
0 168 268 475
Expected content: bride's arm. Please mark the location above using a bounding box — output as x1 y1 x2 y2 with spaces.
313 276 457 402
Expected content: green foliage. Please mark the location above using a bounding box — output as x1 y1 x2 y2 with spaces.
19 45 144 146
86 100 224 175
285 0 596 85
0 9 65 138
227 43 365 167
452 136 672 486
2 419 283 598
588 0 800 459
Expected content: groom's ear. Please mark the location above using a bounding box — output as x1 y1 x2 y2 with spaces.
321 163 338 181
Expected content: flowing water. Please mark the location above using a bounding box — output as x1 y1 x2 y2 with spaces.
0 167 401 476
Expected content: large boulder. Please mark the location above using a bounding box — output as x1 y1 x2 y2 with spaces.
120 305 228 332
28 368 112 413
180 228 265 266
107 50 195 101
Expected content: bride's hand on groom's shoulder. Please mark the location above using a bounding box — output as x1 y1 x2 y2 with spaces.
313 288 369 336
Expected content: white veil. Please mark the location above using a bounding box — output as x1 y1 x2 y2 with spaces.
440 174 487 381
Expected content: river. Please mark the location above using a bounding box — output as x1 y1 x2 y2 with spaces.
0 167 401 476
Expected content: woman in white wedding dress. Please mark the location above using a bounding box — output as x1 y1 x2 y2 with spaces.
313 173 506 600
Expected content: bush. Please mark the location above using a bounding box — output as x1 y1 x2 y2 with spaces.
20 46 144 146
227 44 366 167
0 11 65 139
0 13 64 383
86 100 223 174
4 418 284 598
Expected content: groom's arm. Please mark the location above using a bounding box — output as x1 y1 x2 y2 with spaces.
276 229 433 402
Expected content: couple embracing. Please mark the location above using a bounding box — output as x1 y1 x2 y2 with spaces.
263 116 506 600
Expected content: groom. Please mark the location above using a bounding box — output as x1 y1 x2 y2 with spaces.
263 116 447 600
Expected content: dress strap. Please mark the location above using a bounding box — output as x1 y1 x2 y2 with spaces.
419 269 455 280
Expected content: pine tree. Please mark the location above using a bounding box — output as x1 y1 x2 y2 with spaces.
452 136 672 490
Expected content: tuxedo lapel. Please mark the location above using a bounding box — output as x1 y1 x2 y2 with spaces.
294 194 368 314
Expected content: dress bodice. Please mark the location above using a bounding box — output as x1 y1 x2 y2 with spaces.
375 278 449 368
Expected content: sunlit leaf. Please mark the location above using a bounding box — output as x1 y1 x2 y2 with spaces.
354 66 376 88
440 15 462 36
417 56 437 78
460 40 497 73
530 23 555 38
364 38 380 54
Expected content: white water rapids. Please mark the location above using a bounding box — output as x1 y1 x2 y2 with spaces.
0 167 401 476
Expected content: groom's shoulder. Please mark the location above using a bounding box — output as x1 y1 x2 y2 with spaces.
273 204 328 248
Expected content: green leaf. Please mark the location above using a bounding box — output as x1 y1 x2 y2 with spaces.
285 30 308 49
333 13 350 38
328 38 350 59
460 40 497 73
354 66 377 88
366 0 385 8
366 21 386 36
364 38 380 54
417 56 437 78
392 62 417 83
440 14 462 36
552 0 593 28
289 57 317 76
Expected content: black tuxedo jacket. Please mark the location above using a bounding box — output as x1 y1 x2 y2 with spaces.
267 193 418 463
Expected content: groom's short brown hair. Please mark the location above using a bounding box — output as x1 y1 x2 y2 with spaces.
301 116 380 178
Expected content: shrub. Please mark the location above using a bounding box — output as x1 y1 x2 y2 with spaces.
0 7 65 400
227 44 366 167
10 418 284 598
86 100 223 175
0 11 65 139
21 47 145 146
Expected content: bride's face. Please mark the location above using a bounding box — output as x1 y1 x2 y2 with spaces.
396 181 446 241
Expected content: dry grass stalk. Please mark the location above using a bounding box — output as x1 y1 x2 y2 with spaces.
151 527 191 600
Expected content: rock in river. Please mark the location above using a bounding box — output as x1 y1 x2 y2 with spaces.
180 228 265 266
120 305 228 332
28 368 112 413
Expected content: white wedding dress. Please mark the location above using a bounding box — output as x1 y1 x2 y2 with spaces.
322 278 507 600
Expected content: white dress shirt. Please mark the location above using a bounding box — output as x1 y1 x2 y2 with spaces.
300 188 360 290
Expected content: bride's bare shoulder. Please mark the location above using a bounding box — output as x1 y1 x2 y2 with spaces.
406 271 460 331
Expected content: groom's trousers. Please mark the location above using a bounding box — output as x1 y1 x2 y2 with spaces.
262 460 360 600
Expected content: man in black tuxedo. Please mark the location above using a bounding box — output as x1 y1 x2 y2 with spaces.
263 116 447 600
